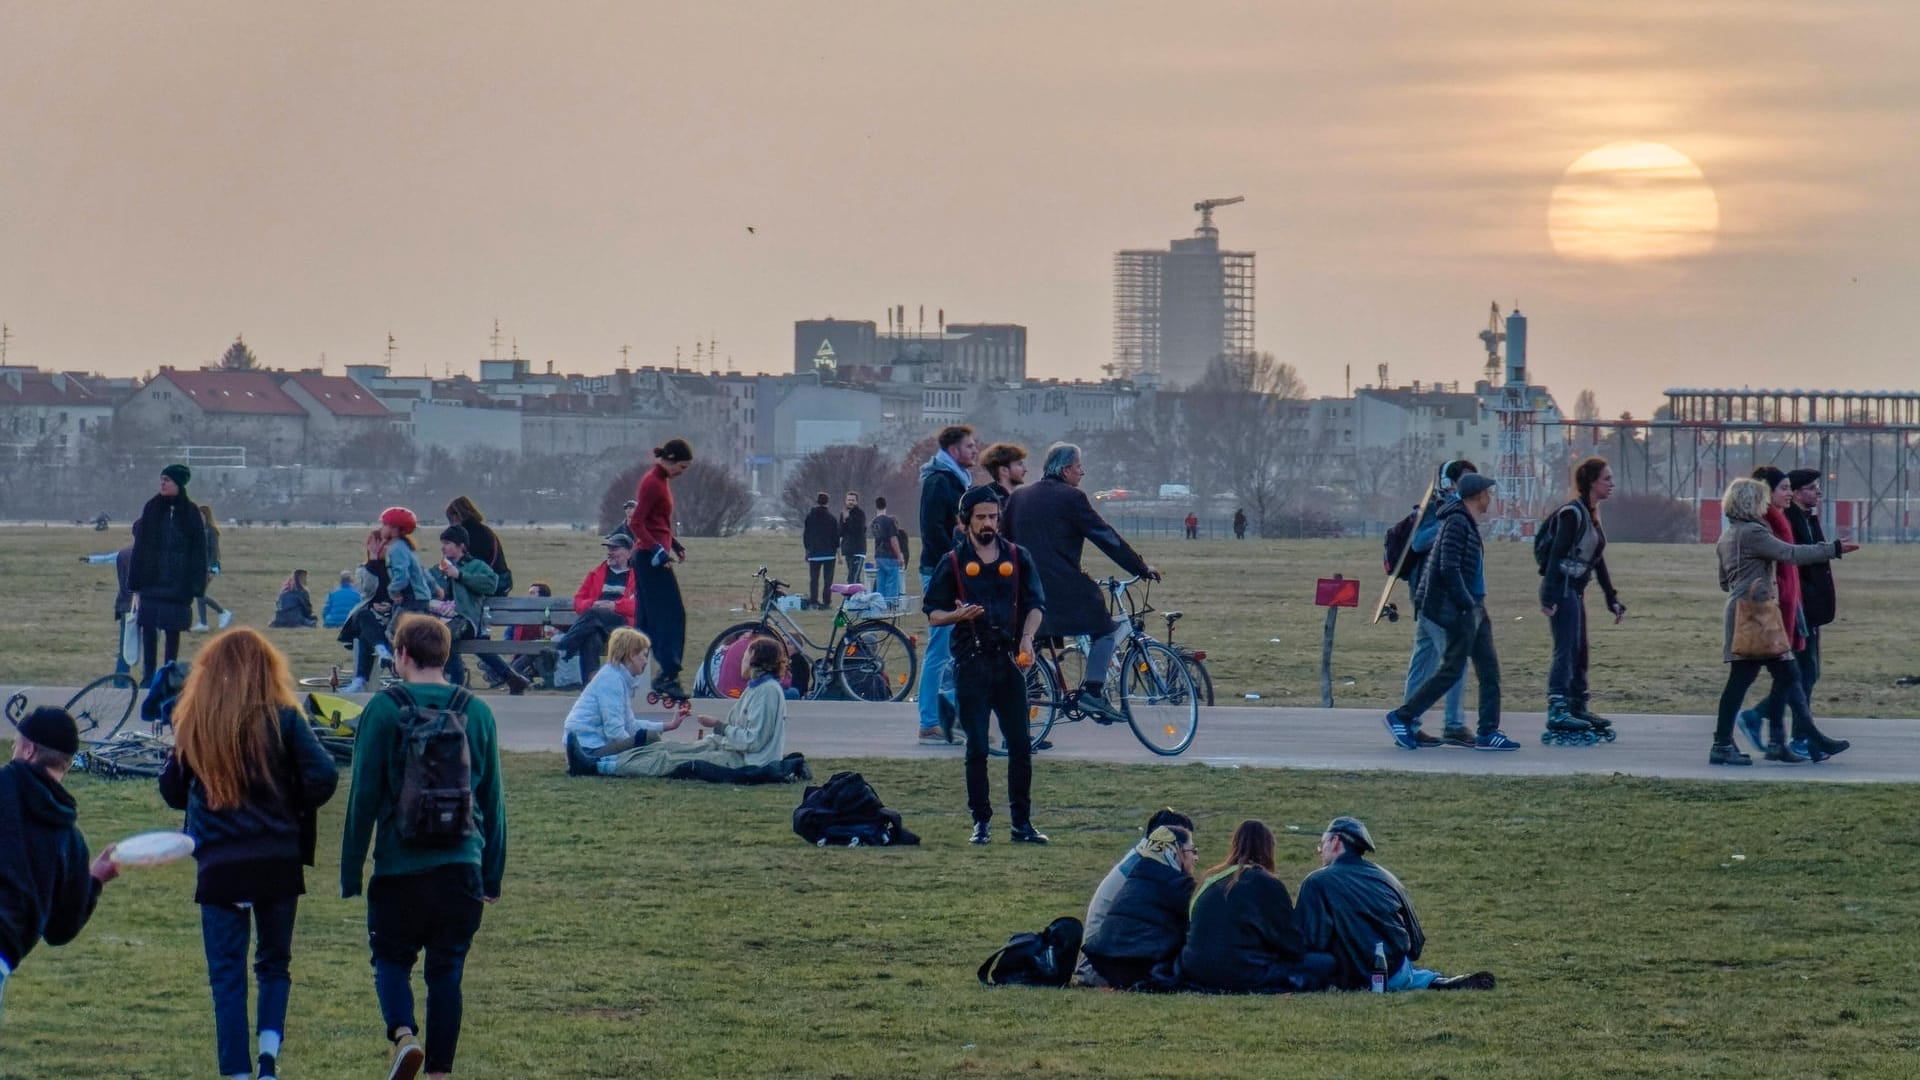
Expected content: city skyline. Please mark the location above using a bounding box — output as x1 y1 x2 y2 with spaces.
3 1 1916 417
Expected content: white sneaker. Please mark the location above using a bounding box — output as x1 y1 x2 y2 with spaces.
190 622 209 632
217 611 233 629
375 643 394 663
340 678 368 694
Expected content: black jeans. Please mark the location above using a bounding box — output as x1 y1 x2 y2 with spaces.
367 863 486 1075
1546 585 1589 705
636 561 684 681
1394 606 1500 736
1715 657 1813 745
666 757 797 785
844 553 866 585
557 608 625 672
808 559 835 607
140 625 182 688
1760 626 1821 725
955 652 1032 825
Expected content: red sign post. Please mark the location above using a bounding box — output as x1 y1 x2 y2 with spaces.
1315 575 1360 707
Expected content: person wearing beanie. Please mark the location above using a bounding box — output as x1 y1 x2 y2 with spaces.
624 439 693 703
1294 816 1495 992
129 464 210 689
430 524 527 695
1739 468 1838 751
1 708 122 1025
1386 472 1520 750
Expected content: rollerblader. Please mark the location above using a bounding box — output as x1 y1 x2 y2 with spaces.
1538 457 1626 747
627 439 695 708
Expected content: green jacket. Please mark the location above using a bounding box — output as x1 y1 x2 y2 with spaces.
340 682 507 898
431 554 499 633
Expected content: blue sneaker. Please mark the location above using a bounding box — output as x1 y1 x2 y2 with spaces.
1384 713 1419 750
1788 737 1828 763
1474 730 1521 751
1736 708 1767 754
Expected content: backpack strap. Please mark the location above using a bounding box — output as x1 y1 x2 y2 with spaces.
383 683 416 716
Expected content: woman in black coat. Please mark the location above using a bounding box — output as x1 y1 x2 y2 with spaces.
1081 825 1196 989
128 464 209 687
1176 820 1333 993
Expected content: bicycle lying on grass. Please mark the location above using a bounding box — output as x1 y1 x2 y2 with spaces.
693 567 919 702
4 672 171 778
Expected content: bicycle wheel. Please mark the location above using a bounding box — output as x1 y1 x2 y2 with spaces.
834 620 917 702
65 674 138 742
694 622 770 698
1183 653 1216 707
1118 641 1200 756
986 658 1064 758
4 691 30 727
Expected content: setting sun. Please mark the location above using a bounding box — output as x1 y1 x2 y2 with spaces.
1547 142 1720 262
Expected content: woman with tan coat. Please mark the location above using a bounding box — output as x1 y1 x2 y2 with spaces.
1711 478 1856 766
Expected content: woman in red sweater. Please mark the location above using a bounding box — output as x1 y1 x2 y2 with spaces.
626 439 694 701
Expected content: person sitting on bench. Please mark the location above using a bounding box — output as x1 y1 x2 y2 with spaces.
561 628 684 771
566 635 808 784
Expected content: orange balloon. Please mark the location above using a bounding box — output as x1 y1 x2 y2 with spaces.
965 561 981 577
998 561 1014 577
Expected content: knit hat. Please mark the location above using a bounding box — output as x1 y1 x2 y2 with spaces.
959 485 1002 518
379 506 418 535
18 706 80 757
1456 474 1496 500
161 463 191 491
1325 816 1375 854
1751 465 1788 492
439 525 470 548
1788 468 1822 491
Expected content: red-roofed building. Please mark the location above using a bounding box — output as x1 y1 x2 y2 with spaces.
0 368 116 463
116 368 312 464
280 371 398 449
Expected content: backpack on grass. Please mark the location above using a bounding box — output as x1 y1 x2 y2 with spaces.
792 771 920 847
978 917 1084 987
1532 501 1588 576
384 684 477 847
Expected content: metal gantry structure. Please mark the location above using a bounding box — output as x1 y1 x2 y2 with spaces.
1490 306 1542 536
1112 197 1255 386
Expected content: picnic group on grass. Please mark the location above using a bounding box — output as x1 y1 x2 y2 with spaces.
5 425 1867 1073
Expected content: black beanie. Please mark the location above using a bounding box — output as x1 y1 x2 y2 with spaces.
161 463 191 492
18 706 80 757
1751 465 1787 492
439 525 470 548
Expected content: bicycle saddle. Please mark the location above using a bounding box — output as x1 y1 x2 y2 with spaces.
1164 611 1184 625
829 583 865 596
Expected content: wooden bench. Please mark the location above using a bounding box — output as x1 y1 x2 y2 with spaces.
451 597 580 667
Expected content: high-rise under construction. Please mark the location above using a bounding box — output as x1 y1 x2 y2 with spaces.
1112 198 1255 388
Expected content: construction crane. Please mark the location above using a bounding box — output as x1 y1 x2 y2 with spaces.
1478 301 1505 386
1193 195 1245 232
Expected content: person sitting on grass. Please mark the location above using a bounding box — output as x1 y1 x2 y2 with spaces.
567 636 809 784
321 570 360 629
1081 825 1198 990
0 708 122 1029
270 568 318 628
1074 807 1195 988
1292 816 1494 992
1176 819 1333 994
562 627 687 771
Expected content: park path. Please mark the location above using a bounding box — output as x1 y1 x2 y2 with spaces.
9 683 1917 783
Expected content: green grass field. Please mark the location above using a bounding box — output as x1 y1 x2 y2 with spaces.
5 525 1917 716
0 756 1915 1078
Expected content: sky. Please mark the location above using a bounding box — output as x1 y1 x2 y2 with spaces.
2 0 1916 417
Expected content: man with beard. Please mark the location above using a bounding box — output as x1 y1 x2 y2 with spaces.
922 487 1048 845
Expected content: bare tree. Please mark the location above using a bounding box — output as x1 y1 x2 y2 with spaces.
780 444 905 523
1184 352 1310 536
1346 435 1437 521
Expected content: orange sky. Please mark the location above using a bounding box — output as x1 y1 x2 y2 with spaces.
2 1 1915 416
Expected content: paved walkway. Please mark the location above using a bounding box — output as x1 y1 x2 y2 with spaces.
11 682 1915 783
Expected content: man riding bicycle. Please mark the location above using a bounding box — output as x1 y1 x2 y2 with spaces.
1003 442 1158 724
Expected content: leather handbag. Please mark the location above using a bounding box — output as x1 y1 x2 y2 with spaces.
1730 580 1790 659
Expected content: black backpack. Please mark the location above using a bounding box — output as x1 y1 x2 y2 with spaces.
1382 508 1425 582
384 684 477 847
978 917 1084 987
792 771 920 847
1532 501 1588 576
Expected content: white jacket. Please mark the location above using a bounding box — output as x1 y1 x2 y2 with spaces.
563 662 668 751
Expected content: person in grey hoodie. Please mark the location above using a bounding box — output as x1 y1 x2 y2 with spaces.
914 425 978 743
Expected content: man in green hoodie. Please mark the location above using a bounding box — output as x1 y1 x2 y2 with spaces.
342 614 507 1080
431 525 528 696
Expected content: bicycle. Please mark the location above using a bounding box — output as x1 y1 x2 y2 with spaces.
693 567 919 703
1012 575 1201 757
1161 610 1216 707
5 673 170 779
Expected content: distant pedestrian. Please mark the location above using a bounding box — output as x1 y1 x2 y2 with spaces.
160 628 339 1080
0 707 122 1030
271 569 318 628
1385 474 1519 751
1232 508 1247 540
802 492 838 608
1184 512 1199 540
1394 460 1476 748
868 496 906 599
916 425 978 743
193 504 232 632
1538 457 1627 744
81 527 137 673
839 492 868 587
1742 468 1837 745
129 464 209 688
625 438 693 703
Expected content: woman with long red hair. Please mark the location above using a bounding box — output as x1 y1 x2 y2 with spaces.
159 629 339 1080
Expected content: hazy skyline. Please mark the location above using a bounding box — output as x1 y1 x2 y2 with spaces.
3 1 1916 417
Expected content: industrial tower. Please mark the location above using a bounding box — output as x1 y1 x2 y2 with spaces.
1490 304 1540 536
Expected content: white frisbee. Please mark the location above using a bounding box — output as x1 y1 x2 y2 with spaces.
111 830 196 868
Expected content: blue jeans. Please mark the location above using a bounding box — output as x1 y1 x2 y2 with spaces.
368 864 486 1075
1387 955 1440 991
0 954 12 1029
874 557 903 599
1403 616 1466 729
917 569 955 731
201 898 297 1077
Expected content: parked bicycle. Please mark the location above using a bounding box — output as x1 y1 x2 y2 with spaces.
1011 575 1200 757
1162 610 1215 707
693 567 918 703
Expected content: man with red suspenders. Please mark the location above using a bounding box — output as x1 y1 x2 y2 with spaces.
922 487 1049 846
